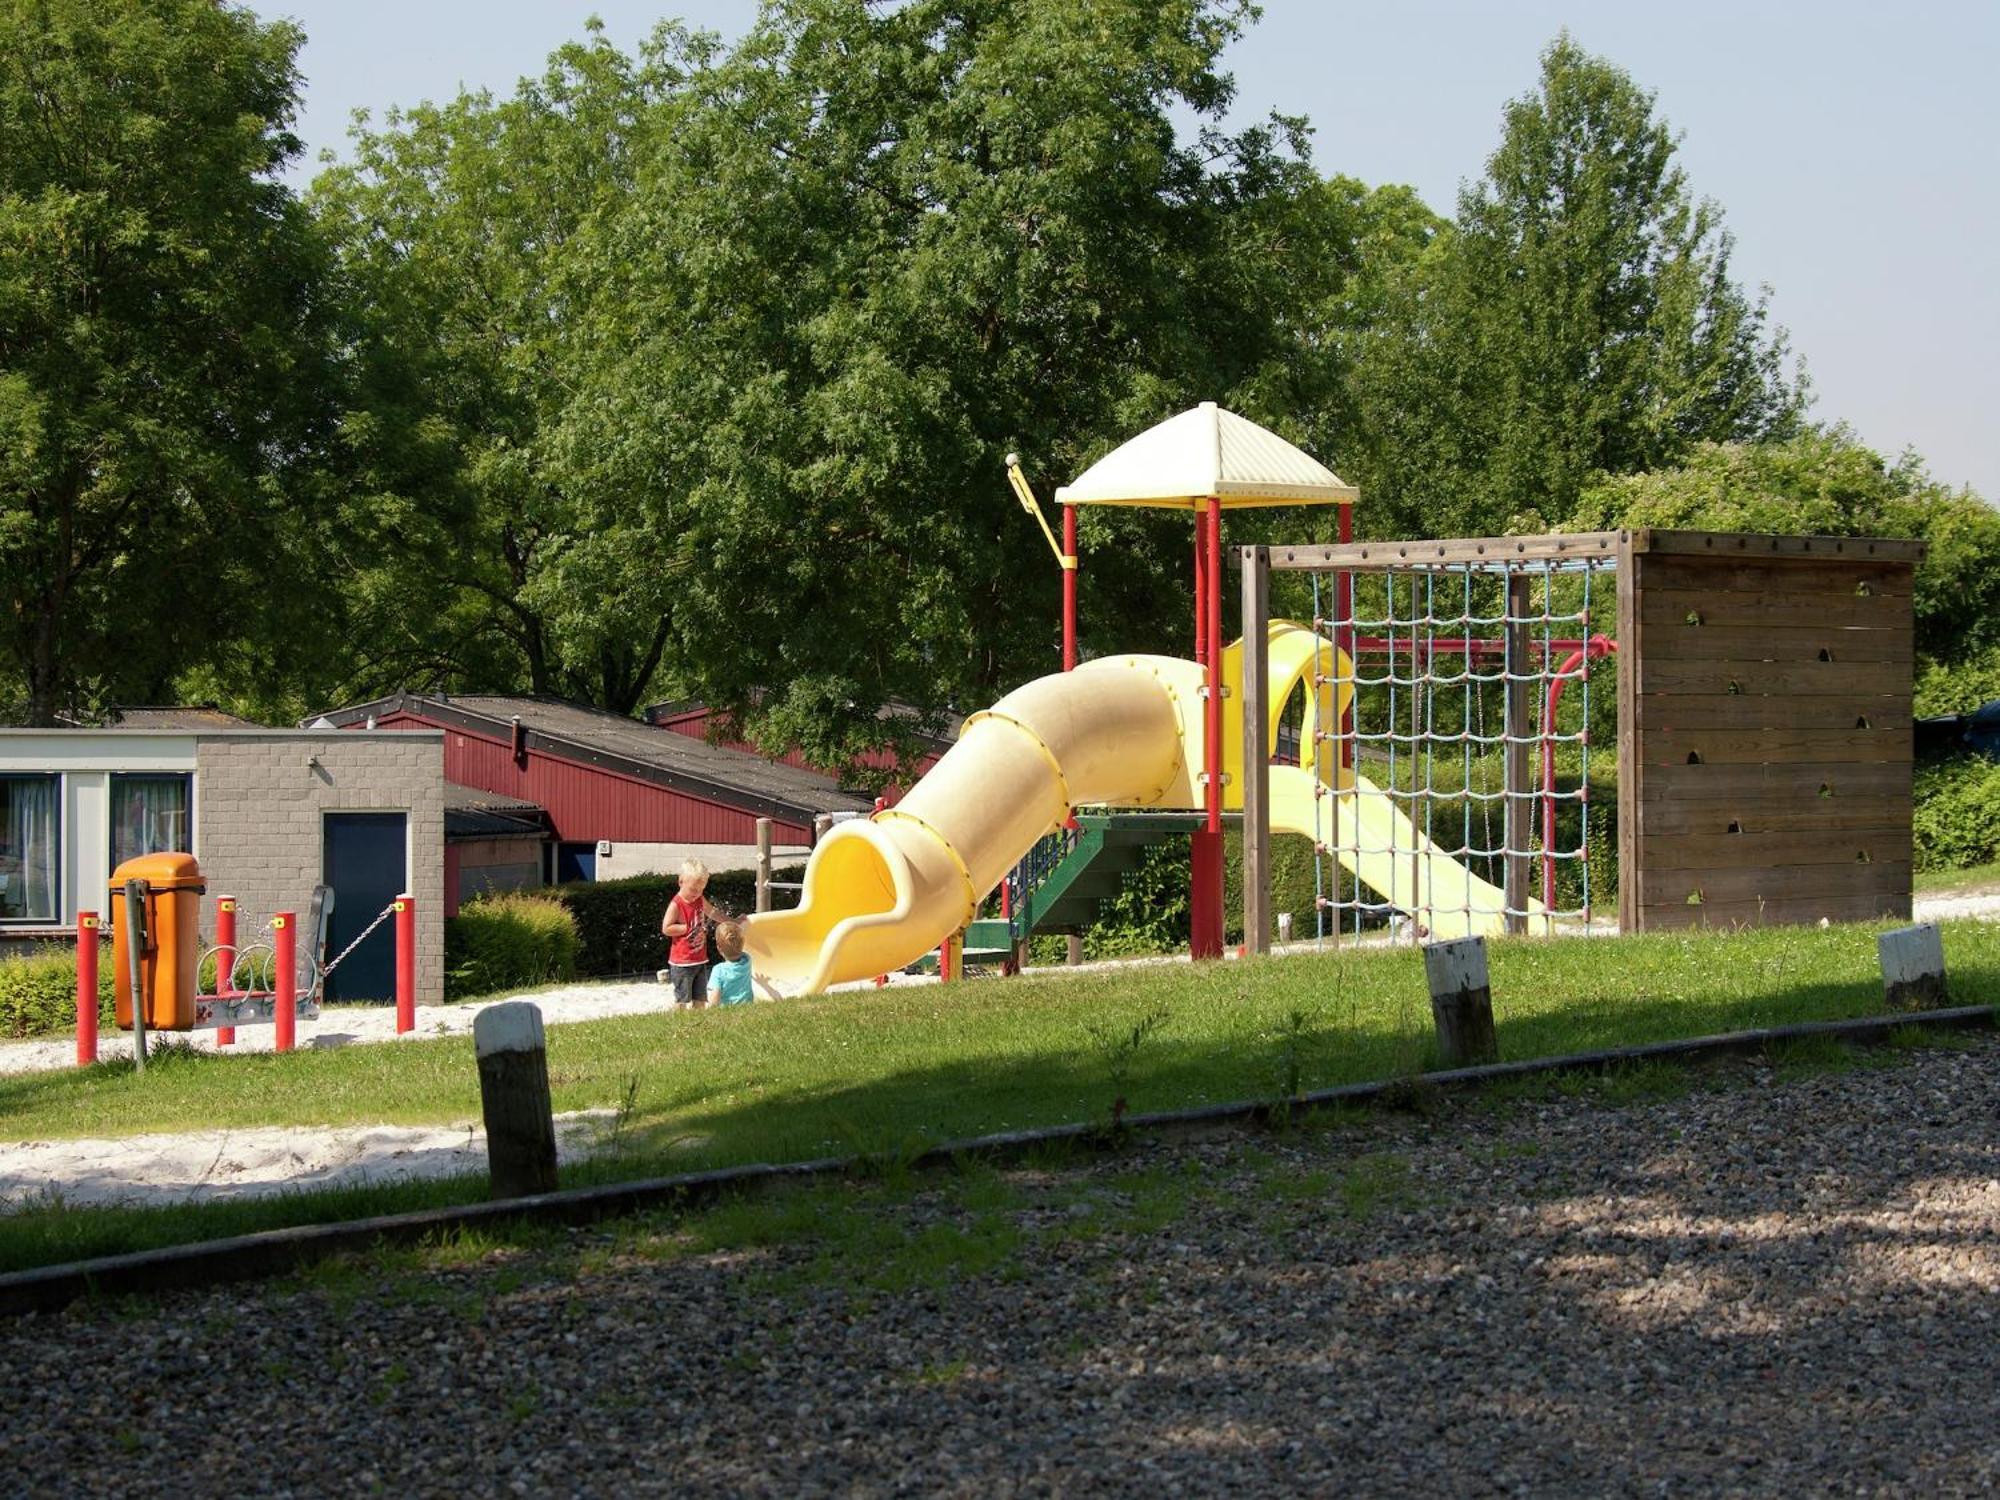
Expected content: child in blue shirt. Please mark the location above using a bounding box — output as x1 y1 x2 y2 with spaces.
706 920 756 1006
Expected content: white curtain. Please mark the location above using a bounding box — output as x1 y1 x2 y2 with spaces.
1 776 58 922
111 775 190 870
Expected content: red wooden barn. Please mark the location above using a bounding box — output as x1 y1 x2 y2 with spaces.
313 694 873 909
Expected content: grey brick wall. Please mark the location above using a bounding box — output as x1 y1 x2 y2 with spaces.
194 732 445 1005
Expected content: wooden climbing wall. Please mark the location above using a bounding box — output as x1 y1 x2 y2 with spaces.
1616 530 1924 932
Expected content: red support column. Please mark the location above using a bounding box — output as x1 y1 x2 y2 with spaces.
274 913 296 1054
214 895 237 1047
75 913 98 1066
1337 503 1355 774
1192 508 1209 665
1190 496 1226 960
1062 504 1079 672
395 894 416 1035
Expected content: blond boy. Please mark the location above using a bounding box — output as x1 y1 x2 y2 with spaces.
659 858 714 1008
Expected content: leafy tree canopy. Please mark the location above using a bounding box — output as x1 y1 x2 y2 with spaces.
1573 429 2000 692
1351 35 1802 541
0 0 335 723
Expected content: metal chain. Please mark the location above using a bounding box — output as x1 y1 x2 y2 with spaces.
319 900 400 979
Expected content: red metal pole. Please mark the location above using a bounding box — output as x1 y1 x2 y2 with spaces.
274 913 296 1054
214 895 237 1047
75 912 98 1066
1337 503 1355 774
1062 504 1078 672
1192 507 1208 665
1205 496 1223 834
1189 497 1226 961
395 893 416 1035
1541 636 1617 909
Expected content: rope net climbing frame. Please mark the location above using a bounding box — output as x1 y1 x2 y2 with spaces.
1273 537 1623 944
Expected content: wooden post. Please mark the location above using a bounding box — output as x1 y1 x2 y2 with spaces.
1424 936 1499 1067
474 1001 559 1199
1276 911 1292 947
1241 545 1272 956
1066 934 1083 967
1878 923 1946 1011
755 818 773 913
1503 573 1533 935
123 879 149 1073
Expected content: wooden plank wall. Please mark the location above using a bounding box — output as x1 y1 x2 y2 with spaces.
1618 532 1921 932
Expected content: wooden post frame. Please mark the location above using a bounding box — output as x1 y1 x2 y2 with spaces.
1424 936 1499 1067
1240 546 1272 956
474 1001 560 1199
1879 924 1946 1011
755 818 774 914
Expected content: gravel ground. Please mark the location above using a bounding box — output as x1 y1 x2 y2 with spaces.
7 1032 2000 1495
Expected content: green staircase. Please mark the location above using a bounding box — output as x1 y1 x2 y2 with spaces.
960 812 1225 962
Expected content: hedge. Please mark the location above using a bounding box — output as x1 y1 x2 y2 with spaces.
1914 756 2000 871
0 946 114 1039
548 867 803 979
444 893 580 1001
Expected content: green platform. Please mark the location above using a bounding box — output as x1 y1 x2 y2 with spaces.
959 810 1238 963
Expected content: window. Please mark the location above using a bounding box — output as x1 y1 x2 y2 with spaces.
110 773 191 871
0 775 59 923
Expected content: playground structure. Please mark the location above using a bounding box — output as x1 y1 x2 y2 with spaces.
75 853 419 1067
741 401 1924 998
1237 527 1922 948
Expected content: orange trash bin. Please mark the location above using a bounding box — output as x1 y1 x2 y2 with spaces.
110 852 206 1032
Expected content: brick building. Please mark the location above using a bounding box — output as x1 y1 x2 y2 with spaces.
0 720 444 1004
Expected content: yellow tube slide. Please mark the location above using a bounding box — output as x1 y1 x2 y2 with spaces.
741 655 1203 996
742 622 1540 996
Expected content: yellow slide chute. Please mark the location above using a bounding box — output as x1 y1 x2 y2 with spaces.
741 623 1539 997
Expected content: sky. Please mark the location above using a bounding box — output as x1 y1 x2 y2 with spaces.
273 1 1999 500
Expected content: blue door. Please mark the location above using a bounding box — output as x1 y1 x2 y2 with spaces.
322 812 407 1003
555 842 597 884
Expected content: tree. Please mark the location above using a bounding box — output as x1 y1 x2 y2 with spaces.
309 25 679 713
0 0 335 722
1351 35 1801 540
1573 430 2000 702
555 0 1359 770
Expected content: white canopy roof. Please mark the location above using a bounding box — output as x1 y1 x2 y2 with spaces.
1054 402 1356 510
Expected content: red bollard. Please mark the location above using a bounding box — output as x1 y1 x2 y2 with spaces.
214 895 237 1047
76 912 99 1066
274 913 296 1053
394 893 415 1035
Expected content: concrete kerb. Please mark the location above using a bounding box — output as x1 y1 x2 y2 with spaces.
3 1002 1993 1316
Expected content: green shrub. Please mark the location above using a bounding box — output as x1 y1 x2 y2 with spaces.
549 867 802 978
1914 756 2000 871
444 893 580 1000
0 946 115 1039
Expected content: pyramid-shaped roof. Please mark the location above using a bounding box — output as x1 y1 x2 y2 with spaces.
1054 402 1356 510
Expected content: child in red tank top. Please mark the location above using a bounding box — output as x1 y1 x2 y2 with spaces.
659 859 714 1008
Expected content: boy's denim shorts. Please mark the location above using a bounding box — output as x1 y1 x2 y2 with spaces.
668 962 711 1006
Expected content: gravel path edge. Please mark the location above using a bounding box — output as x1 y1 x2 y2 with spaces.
3 1000 1992 1317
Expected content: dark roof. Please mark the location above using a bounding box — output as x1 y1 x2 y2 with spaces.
445 782 543 813
61 705 261 730
444 782 549 839
645 695 964 756
314 694 873 825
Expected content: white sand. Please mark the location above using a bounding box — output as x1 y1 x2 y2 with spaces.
0 1111 619 1213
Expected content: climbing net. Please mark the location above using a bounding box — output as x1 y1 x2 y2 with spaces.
1301 556 1617 944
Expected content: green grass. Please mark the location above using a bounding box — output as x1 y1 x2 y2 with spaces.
1916 860 2000 894
3 919 1998 1274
